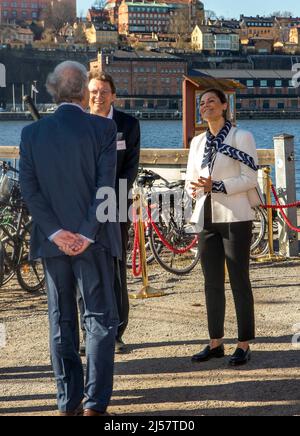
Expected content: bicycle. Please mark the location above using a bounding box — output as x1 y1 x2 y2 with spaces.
132 169 272 272
0 161 45 293
132 169 201 275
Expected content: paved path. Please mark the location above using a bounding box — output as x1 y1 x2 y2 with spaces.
0 260 300 416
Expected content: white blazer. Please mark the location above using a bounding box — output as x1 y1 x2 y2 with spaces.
185 127 258 230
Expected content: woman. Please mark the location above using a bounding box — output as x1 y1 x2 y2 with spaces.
186 89 258 366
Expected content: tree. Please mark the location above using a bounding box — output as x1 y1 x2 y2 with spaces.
29 21 44 41
271 11 293 17
42 1 76 38
205 10 217 21
169 6 204 36
73 23 88 44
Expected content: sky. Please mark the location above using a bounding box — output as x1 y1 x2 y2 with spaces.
77 0 300 18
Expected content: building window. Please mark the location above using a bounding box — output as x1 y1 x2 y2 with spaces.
275 80 282 87
291 100 298 108
263 100 270 109
260 80 268 88
246 80 254 87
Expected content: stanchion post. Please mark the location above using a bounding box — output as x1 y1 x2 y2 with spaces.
264 167 275 256
274 134 298 257
129 187 165 300
257 167 286 263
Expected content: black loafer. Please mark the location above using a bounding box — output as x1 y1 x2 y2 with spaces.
229 347 251 366
192 344 225 363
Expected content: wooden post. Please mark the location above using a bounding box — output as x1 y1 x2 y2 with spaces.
274 134 298 257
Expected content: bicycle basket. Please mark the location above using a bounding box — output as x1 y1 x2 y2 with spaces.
0 173 12 202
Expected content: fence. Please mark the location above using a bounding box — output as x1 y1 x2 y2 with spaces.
0 133 297 257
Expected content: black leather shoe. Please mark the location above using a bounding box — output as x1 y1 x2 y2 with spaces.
115 339 128 354
192 344 225 363
229 347 251 366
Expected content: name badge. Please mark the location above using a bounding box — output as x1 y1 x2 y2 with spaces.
117 140 126 151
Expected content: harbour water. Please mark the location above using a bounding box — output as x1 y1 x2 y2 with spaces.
1 119 300 196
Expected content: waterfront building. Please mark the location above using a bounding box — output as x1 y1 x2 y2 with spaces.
192 69 300 114
90 49 187 110
84 22 118 47
86 6 110 23
118 0 204 35
105 0 123 25
191 25 240 53
289 26 300 50
240 15 278 42
242 37 274 54
0 0 76 24
0 24 33 46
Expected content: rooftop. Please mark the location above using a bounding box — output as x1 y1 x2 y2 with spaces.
110 49 186 61
192 69 294 79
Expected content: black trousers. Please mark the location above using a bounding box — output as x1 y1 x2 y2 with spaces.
78 222 130 341
199 198 255 342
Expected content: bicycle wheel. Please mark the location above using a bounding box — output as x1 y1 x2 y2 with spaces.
0 242 4 287
149 220 201 275
16 227 45 293
16 260 45 293
250 207 268 259
0 223 19 285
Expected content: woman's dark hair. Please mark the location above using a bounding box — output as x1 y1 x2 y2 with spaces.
200 88 228 120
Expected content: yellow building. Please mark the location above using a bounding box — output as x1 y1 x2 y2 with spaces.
289 26 300 45
191 25 240 53
85 23 118 47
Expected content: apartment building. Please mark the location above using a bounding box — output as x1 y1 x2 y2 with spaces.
90 49 187 109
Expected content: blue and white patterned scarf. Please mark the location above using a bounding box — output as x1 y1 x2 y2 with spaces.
202 121 258 174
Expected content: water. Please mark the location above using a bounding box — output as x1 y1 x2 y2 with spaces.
1 119 300 195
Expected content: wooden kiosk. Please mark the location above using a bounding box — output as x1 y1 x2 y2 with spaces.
183 75 245 148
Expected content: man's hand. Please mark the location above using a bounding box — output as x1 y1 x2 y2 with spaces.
67 235 91 256
53 230 84 254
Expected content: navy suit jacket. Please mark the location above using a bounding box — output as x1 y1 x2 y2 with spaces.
113 108 140 196
19 105 122 260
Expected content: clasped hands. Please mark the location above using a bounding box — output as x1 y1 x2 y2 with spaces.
53 230 91 256
191 176 212 198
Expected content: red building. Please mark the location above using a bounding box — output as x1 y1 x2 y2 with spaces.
105 0 123 25
0 0 76 23
86 6 109 23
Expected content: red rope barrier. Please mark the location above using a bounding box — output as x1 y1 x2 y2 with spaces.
132 208 142 277
271 185 300 233
261 200 300 209
146 207 199 254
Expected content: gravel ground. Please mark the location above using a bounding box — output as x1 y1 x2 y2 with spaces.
0 259 300 416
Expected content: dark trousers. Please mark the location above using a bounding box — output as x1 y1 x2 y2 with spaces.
78 222 129 341
44 248 119 413
199 198 255 343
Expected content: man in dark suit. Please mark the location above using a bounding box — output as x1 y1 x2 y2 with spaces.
19 61 121 416
86 71 140 353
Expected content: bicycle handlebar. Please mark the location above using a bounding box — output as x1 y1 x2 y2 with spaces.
0 160 19 175
138 168 184 190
